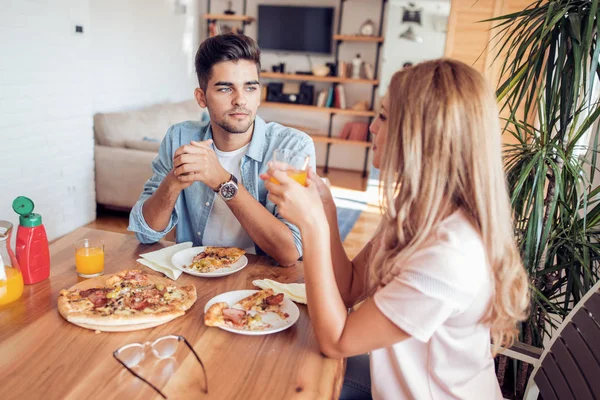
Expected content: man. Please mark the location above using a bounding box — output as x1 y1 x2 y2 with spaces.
128 34 315 266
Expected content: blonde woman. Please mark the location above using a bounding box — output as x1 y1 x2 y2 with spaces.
261 59 529 400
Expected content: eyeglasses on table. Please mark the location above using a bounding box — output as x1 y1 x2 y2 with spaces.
113 334 208 399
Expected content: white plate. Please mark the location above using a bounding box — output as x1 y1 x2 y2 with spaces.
204 290 300 335
170 246 248 278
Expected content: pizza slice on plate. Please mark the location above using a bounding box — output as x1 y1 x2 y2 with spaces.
186 247 245 273
205 247 245 265
234 288 289 320
204 289 289 331
204 301 269 330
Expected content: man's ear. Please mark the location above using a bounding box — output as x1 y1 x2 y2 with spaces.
194 87 207 108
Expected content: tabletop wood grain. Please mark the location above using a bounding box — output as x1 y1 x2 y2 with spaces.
0 227 345 400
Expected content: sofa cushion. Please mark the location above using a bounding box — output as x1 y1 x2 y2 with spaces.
124 139 161 153
94 100 206 147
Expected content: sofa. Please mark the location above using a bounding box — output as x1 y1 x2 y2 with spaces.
94 100 208 210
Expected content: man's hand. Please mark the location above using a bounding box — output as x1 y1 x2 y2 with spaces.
172 139 230 191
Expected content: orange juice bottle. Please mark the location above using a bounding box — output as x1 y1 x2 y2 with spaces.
0 221 25 306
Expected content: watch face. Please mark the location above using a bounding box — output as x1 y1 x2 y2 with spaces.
220 182 238 200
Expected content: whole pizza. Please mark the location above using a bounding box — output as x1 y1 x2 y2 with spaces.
58 269 197 326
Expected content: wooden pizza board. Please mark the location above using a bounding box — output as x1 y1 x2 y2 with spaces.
73 319 178 332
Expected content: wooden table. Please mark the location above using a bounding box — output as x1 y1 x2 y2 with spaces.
0 228 344 400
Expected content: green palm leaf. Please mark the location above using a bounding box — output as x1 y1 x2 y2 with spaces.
493 0 600 355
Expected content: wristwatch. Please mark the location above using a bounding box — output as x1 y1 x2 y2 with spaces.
215 174 239 201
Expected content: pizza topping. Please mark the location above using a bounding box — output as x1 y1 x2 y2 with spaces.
79 288 110 308
123 270 148 282
192 252 208 262
247 313 266 328
265 293 284 305
141 287 160 300
93 297 109 308
131 299 151 311
222 308 247 326
79 288 107 298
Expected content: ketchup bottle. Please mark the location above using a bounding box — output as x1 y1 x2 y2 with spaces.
12 196 50 284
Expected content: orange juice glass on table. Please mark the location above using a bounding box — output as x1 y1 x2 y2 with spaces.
75 239 105 278
0 267 24 306
0 221 24 306
271 149 310 186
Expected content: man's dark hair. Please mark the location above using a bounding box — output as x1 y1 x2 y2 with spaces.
195 33 261 91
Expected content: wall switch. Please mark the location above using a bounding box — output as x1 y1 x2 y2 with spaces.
75 25 83 34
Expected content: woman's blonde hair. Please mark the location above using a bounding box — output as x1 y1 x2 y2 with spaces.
369 59 529 353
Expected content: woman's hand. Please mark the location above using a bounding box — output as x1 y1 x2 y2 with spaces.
308 169 335 206
260 163 328 231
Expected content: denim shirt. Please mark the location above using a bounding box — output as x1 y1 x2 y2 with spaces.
128 116 316 257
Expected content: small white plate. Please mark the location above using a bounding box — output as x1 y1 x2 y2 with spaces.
170 247 248 278
204 290 300 335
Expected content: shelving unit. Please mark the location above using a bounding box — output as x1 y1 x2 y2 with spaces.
333 34 385 43
205 0 253 36
260 0 387 179
286 125 373 148
326 0 387 177
203 14 255 23
261 72 378 85
262 102 376 117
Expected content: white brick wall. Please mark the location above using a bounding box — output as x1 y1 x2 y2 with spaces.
0 0 95 243
89 0 200 113
0 0 203 244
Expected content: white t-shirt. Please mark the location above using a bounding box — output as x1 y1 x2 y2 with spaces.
371 210 502 400
202 144 255 253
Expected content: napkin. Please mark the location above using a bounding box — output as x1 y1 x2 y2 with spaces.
252 278 307 304
137 242 193 280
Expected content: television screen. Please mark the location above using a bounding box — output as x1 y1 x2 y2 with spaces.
257 5 334 55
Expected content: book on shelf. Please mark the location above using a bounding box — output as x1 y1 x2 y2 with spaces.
325 87 334 108
338 85 347 109
362 63 374 80
333 86 347 109
337 62 354 79
314 86 347 109
208 21 220 37
337 62 346 78
316 89 328 107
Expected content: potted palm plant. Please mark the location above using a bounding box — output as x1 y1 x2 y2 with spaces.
489 0 600 397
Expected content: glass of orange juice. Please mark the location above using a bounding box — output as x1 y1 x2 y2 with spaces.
75 239 105 278
0 221 24 306
271 149 310 186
